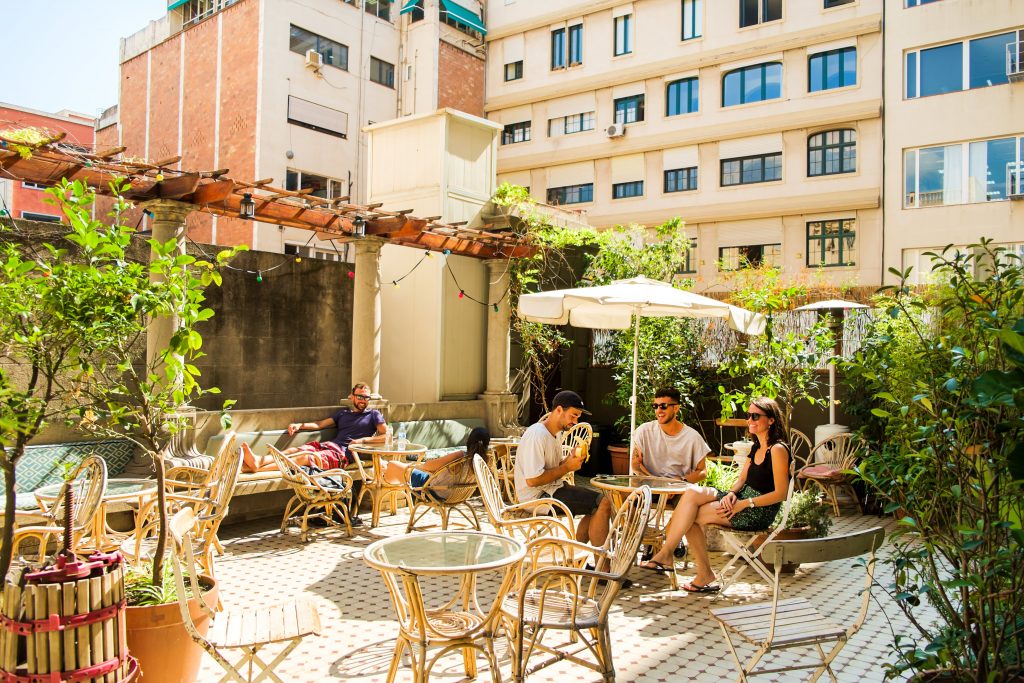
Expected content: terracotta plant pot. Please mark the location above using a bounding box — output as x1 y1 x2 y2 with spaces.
126 576 219 682
607 445 630 475
753 527 813 574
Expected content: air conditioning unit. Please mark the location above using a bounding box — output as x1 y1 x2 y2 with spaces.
606 122 626 138
305 49 323 70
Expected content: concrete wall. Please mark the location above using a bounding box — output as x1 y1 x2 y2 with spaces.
194 249 355 410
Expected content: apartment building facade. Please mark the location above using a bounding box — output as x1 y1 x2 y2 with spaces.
486 0 884 291
884 0 1024 284
0 103 95 223
109 0 487 254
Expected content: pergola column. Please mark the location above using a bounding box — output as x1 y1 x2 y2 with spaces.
481 258 517 434
351 238 384 392
142 199 191 372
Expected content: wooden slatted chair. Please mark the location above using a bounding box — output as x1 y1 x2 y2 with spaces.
268 445 354 542
12 455 108 562
710 527 885 682
168 507 321 683
501 486 652 683
706 452 798 596
405 454 480 532
796 433 863 516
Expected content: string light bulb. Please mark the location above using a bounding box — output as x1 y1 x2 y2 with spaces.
256 271 263 283
392 280 399 288
347 271 355 279
458 290 465 299
295 256 302 263
493 303 499 312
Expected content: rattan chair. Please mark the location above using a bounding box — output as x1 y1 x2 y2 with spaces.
472 454 576 543
405 454 480 532
168 507 321 683
796 433 863 516
710 527 885 682
13 455 108 562
788 428 813 473
268 445 355 542
501 486 652 683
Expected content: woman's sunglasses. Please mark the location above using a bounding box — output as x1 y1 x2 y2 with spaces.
746 412 767 421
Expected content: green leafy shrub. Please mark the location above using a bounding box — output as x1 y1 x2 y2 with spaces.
774 489 832 537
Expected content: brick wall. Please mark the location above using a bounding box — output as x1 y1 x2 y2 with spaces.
437 40 484 117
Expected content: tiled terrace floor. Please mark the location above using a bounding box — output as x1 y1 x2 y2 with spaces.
199 500 909 682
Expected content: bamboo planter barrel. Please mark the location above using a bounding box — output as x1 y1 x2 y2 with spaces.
0 552 139 682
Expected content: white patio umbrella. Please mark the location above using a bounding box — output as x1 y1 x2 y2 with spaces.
795 299 869 424
518 276 766 468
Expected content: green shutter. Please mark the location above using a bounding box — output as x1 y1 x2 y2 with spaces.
399 0 420 15
167 0 190 10
440 0 485 35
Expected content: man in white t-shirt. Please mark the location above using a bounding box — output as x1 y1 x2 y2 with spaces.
514 390 613 546
631 387 710 484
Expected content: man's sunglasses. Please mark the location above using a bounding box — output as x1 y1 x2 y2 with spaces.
352 394 372 400
651 402 679 410
746 412 767 421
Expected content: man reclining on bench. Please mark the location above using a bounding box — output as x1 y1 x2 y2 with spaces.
241 382 387 473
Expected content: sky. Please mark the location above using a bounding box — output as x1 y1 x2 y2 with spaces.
0 1 169 116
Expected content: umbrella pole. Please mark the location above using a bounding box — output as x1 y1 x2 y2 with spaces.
829 362 836 424
628 310 639 475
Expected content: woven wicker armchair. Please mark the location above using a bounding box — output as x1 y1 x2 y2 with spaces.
501 486 652 683
13 455 108 562
268 445 354 542
796 433 863 516
404 454 480 532
472 455 575 543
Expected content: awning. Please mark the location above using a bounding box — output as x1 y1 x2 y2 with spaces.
440 0 486 35
168 0 190 10
399 0 420 14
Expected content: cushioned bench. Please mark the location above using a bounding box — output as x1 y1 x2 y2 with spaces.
0 439 136 510
390 419 487 460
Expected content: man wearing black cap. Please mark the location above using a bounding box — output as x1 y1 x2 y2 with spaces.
514 390 613 546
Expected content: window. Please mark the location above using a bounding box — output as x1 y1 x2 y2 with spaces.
290 25 349 70
808 47 856 92
906 31 1023 98
721 152 782 185
285 243 347 262
548 112 595 136
502 121 531 145
504 60 523 81
441 6 483 38
679 239 698 273
808 129 857 176
614 95 645 124
664 166 698 192
21 181 46 190
904 136 1024 207
20 211 61 223
824 0 854 6
719 244 782 270
722 62 782 106
739 0 782 27
285 169 346 200
568 24 583 66
682 0 702 40
666 77 699 116
179 0 240 28
407 0 425 21
905 0 941 6
551 28 566 69
614 14 632 56
547 183 594 205
287 96 348 138
612 181 644 198
364 0 390 21
807 219 856 266
370 57 395 87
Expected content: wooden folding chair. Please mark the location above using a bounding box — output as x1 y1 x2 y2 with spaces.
168 507 321 683
501 486 652 683
710 527 885 682
404 454 479 532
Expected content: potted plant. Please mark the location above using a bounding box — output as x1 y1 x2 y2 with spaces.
842 241 1024 681
758 489 833 573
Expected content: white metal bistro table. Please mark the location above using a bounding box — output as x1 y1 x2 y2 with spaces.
348 442 428 527
364 530 525 683
591 474 694 589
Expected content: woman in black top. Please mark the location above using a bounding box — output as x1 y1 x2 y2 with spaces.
639 397 791 593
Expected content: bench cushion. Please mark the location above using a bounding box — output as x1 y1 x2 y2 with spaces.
0 439 135 495
390 419 486 458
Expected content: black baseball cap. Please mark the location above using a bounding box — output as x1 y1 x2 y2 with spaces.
552 390 591 415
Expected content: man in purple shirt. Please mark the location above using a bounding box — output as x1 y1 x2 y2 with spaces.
241 382 387 472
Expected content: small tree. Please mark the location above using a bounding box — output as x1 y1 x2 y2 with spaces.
0 179 236 585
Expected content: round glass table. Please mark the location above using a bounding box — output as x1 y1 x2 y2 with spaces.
364 531 525 682
348 442 428 527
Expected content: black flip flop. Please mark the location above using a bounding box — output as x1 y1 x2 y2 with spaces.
638 560 672 573
682 581 721 594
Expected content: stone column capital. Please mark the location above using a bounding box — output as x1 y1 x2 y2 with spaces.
485 258 512 275
354 236 386 257
141 199 193 225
